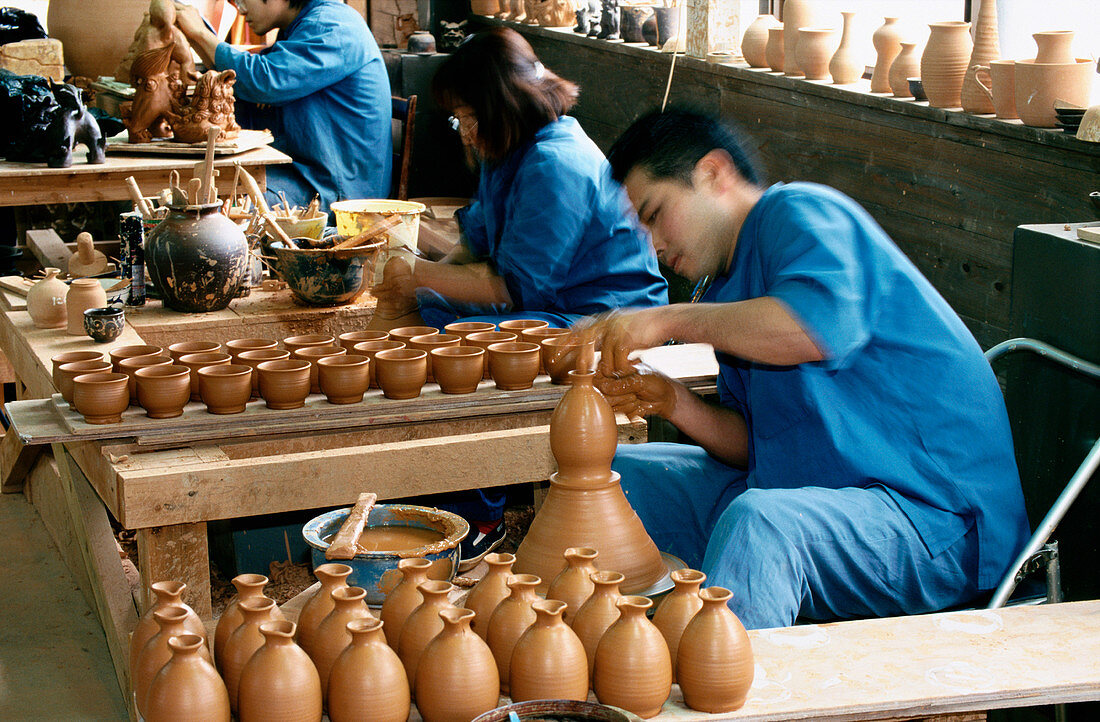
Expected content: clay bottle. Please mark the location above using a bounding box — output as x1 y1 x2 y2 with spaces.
222 596 283 714
829 11 861 84
652 569 706 683
889 42 922 97
26 267 69 329
485 573 540 695
571 570 624 682
396 580 455 693
312 585 375 700
327 617 410 722
870 17 901 92
295 563 352 660
781 0 815 77
921 22 973 109
65 277 108 335
463 552 515 640
380 557 432 648
960 0 1000 114
509 599 589 702
130 580 205 684
741 14 780 68
677 587 755 713
237 620 322 722
134 606 213 719
546 546 598 625
548 370 617 485
143 634 230 722
214 574 276 673
415 608 500 722
593 596 672 719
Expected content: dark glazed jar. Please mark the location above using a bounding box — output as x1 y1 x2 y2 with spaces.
145 202 249 313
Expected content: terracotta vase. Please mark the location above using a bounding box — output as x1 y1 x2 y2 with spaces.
352 339 405 389
829 11 861 84
47 0 148 78
178 351 232 401
765 26 785 73
222 596 284 713
168 341 223 363
237 348 290 397
214 574 273 672
652 568 706 683
313 586 375 699
65 278 108 336
380 557 433 648
296 563 352 660
409 332 460 382
198 364 252 414
374 348 428 400
257 358 312 409
677 586 754 713
546 546 598 625
510 599 589 702
130 580 206 689
973 59 1017 119
293 344 347 394
1032 30 1075 64
143 634 230 722
464 552 515 640
238 621 323 722
593 596 672 719
317 354 371 404
327 617 410 722
741 15 780 68
118 354 172 403
870 17 901 93
72 371 130 424
889 41 922 98
397 580 455 693
796 27 836 81
57 359 114 404
488 341 541 390
26 268 68 329
486 573 540 695
134 606 213 718
135 365 193 418
781 0 815 76
571 570 624 681
225 337 278 362
431 346 485 395
415 608 500 722
540 336 596 385
466 330 517 379
921 22 973 109
282 333 336 356
961 0 1000 114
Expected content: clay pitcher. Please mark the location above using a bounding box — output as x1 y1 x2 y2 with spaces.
143 634 230 722
237 621 323 722
593 596 672 719
509 599 589 702
65 278 108 336
961 0 1000 114
296 563 352 660
327 617 410 722
312 586 375 700
570 570 624 682
130 580 205 686
870 17 901 93
741 14 780 68
781 0 816 77
889 41 922 98
26 267 69 329
546 546 598 625
222 596 283 714
396 580 455 693
464 552 515 640
416 607 500 722
829 11 861 84
380 557 433 648
677 587 755 713
921 22 973 109
486 573 540 695
214 573 273 672
652 568 706 683
134 606 213 718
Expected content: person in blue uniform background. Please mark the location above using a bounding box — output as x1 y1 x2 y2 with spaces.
580 108 1030 630
174 0 391 210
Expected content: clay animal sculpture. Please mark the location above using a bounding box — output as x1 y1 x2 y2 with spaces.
438 20 468 53
48 81 105 167
170 69 241 143
0 70 105 167
574 0 592 34
597 0 620 40
125 44 178 143
115 0 199 85
584 0 602 37
530 0 576 27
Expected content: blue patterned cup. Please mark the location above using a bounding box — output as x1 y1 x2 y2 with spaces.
83 307 125 343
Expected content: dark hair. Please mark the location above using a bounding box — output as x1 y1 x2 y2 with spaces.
432 28 578 161
607 107 762 187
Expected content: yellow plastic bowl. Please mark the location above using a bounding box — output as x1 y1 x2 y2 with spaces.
330 199 426 253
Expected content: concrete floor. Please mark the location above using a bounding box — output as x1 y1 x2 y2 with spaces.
0 492 127 720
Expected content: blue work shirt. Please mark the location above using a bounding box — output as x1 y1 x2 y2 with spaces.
455 116 668 315
709 182 1029 590
214 0 391 210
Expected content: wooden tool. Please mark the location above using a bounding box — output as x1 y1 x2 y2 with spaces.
236 163 271 215
168 170 186 206
261 212 294 246
198 126 220 204
186 178 202 205
325 492 377 560
331 214 402 251
124 176 155 219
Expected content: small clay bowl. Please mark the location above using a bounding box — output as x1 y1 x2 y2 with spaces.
56 359 113 403
237 348 291 397
907 77 927 101
117 354 172 403
498 318 550 335
110 344 164 372
521 327 570 374
224 337 278 363
293 344 347 393
374 348 428 400
443 321 496 341
431 346 485 395
317 354 371 404
388 325 439 346
409 332 460 382
52 351 106 389
198 364 253 414
257 358 312 409
488 342 541 390
466 331 518 379
167 340 221 363
83 307 125 343
337 330 390 352
72 372 130 424
178 351 232 401
541 336 596 385
134 364 192 419
352 339 406 389
283 333 336 356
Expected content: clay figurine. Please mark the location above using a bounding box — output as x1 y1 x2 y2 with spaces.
115 0 199 85
0 70 105 167
170 69 241 143
125 44 178 143
597 0 620 40
585 0 602 37
574 0 592 35
530 0 576 27
438 20 468 53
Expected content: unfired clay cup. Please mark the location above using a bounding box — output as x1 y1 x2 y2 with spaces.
52 351 105 388
283 333 336 356
389 325 439 346
257 358 312 410
57 359 113 403
198 364 253 414
521 327 569 374
317 354 371 404
973 59 1018 119
498 318 550 334
117 354 173 403
293 345 347 393
135 364 192 419
337 330 390 352
110 344 164 372
431 346 485 394
178 352 232 401
352 339 406 389
488 341 541 390
225 338 278 363
237 348 291 397
410 333 460 382
466 331 518 379
72 371 130 424
374 348 428 400
444 321 496 341
541 336 596 385
167 340 221 363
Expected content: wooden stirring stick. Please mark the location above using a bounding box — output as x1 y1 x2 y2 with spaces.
186 178 202 205
124 176 154 219
330 213 402 250
261 212 294 246
325 492 378 560
198 126 220 205
236 163 271 215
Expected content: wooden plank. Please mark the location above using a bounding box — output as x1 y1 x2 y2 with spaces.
105 129 274 156
0 428 40 492
25 228 72 271
136 522 211 619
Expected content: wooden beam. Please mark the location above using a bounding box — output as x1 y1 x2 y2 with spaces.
24 228 72 271
136 522 211 619
0 429 40 492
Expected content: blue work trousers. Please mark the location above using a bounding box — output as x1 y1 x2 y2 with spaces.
613 443 981 630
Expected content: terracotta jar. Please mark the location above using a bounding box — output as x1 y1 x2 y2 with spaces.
796 27 836 81
396 580 455 693
765 26 785 73
26 268 68 329
409 332 460 382
65 278 108 336
52 351 105 388
829 11 861 84
921 21 973 109
889 41 922 98
677 586 754 713
237 348 290 397
118 354 172 403
443 321 496 341
225 337 278 363
1032 30 1075 64
486 573 540 695
135 365 193 418
870 17 901 93
143 634 230 722
652 568 706 683
571 570 624 680
352 339 405 389
781 0 815 76
593 596 672 719
415 608 500 722
317 354 371 404
546 546 598 625
973 60 1018 119
238 621 322 722
130 580 206 687
313 586 375 699
178 351 232 401
47 0 148 78
296 563 352 660
134 606 213 718
293 344 347 394
112 344 165 372
431 346 485 394
388 325 438 346
374 348 428 400
283 333 336 356
327 617 410 722
168 341 222 364
380 557 433 648
214 574 272 671
961 0 1000 114
72 371 130 424
56 359 113 403
198 365 252 414
510 599 589 703
741 14 780 68
337 329 390 352
463 552 515 640
466 330 517 379
488 341 541 390
257 358 312 409
222 596 284 713
540 336 595 385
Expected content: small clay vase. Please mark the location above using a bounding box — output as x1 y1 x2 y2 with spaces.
676 587 754 713
571 570 624 681
296 563 352 660
327 617 410 722
410 332 460 382
593 596 672 719
143 634 230 722
72 371 130 424
118 353 172 403
135 365 194 418
313 586 375 699
134 606 213 718
198 364 252 414
870 17 901 93
464 552 515 640
282 333 336 356
293 344 347 394
485 573 540 695
541 336 595 385
546 546 598 625
52 350 105 388
317 354 371 404
466 330 517 379
257 358 312 409
1032 30 1075 64
498 318 549 334
431 346 485 394
488 341 541 390
352 339 405 389
380 557 433 649
443 321 495 341
237 348 290 397
83 306 125 343
167 340 222 363
222 596 285 713
56 359 113 403
889 41 922 97
374 348 428 400
224 337 278 363
178 351 232 401
652 568 706 683
397 580 455 693
796 27 836 81
921 21 973 109
26 267 68 329
829 11 861 84
765 26 785 73
129 580 206 687
509 598 589 703
406 30 436 54
549 370 617 483
781 0 815 76
110 344 165 372
415 608 500 722
65 278 108 335
742 14 780 68
387 325 438 346
337 329 389 352
214 574 275 672
237 621 322 722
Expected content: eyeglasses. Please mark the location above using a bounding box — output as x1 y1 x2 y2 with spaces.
448 114 478 135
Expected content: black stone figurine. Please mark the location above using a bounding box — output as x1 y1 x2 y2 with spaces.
0 70 106 168
584 0 602 37
597 0 620 40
